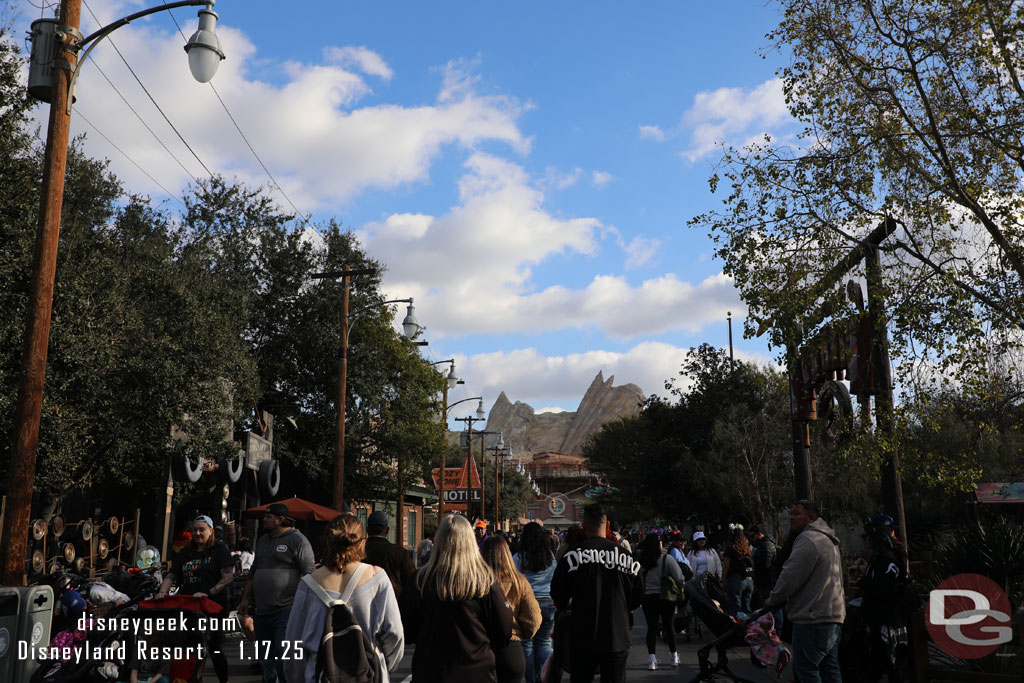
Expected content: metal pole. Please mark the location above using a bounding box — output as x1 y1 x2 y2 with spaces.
332 267 350 512
2 0 81 585
728 311 734 371
495 450 500 530
865 245 909 555
438 382 448 522
466 421 474 518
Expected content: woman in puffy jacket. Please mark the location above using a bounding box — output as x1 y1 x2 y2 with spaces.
482 535 541 683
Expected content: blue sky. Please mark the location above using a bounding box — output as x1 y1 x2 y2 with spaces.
20 1 798 419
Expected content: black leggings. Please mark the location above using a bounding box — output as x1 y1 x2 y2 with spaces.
642 595 677 654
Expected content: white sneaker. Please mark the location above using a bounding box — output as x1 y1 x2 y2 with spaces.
671 652 681 667
648 654 658 670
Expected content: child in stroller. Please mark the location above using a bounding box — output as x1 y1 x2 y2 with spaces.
683 571 790 683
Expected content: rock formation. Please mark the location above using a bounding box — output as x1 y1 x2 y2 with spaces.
466 372 644 459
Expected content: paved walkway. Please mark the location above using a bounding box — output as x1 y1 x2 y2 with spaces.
218 609 788 682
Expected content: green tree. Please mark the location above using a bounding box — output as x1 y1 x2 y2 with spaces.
690 0 1024 384
585 345 799 525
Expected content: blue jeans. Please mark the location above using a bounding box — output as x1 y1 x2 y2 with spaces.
792 622 842 683
253 609 291 683
726 575 754 613
522 598 556 683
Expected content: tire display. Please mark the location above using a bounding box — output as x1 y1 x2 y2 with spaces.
172 452 204 483
258 459 280 498
218 450 244 484
817 379 854 445
51 514 65 538
31 519 47 541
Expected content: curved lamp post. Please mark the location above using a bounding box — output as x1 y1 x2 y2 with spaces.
3 0 224 585
440 397 483 522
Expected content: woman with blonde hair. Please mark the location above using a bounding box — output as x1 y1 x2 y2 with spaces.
284 513 404 682
481 535 541 683
399 514 514 682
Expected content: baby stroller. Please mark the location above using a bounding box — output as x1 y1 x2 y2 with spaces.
683 571 771 683
126 596 223 682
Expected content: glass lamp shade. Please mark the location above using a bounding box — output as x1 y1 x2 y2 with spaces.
446 365 459 389
184 9 225 83
475 400 485 420
402 302 419 338
497 433 505 449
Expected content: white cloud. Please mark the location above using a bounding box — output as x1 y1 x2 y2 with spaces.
361 154 744 339
539 166 583 190
448 342 775 408
42 6 526 210
622 236 660 269
639 125 669 141
323 46 394 81
682 77 792 161
592 170 614 188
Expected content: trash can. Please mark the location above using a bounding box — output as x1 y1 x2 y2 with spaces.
13 586 54 683
0 587 20 683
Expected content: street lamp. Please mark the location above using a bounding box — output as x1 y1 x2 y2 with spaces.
3 0 224 585
439 395 482 521
311 266 422 511
454 404 487 523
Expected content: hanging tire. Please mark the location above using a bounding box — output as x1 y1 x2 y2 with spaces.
63 542 76 563
258 459 280 498
97 538 110 559
172 452 204 483
218 450 244 484
122 531 135 550
817 380 853 446
79 519 93 542
31 550 45 574
31 519 47 541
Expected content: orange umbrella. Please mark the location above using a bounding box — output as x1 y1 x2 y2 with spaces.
245 496 344 522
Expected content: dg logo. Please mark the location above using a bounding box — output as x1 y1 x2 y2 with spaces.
926 573 1013 659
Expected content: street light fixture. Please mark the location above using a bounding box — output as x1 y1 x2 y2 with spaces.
3 0 225 585
439 395 482 521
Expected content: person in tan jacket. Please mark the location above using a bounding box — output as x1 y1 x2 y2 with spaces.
482 535 542 683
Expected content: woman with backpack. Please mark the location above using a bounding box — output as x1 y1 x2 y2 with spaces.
283 513 404 683
638 532 684 670
481 535 541 683
399 514 514 682
512 522 557 683
722 526 755 613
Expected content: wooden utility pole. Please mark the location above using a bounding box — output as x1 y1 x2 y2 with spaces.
334 266 351 512
438 381 449 523
2 0 81 586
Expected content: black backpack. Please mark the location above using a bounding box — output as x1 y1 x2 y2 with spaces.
302 569 384 683
739 555 755 578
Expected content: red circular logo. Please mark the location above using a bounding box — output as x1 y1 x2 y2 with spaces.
926 573 1013 659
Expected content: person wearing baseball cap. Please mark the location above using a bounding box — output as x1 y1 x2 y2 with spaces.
685 531 722 584
364 509 416 599
157 514 234 682
238 502 315 683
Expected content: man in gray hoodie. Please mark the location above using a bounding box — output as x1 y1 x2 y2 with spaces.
764 500 845 683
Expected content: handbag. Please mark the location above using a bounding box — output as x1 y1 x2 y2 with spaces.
659 555 684 603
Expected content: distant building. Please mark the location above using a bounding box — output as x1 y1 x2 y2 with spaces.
525 453 596 529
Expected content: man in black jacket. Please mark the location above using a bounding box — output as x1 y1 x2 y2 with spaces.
364 510 416 598
551 504 644 683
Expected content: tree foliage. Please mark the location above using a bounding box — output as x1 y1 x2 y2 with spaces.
585 345 799 527
691 0 1024 383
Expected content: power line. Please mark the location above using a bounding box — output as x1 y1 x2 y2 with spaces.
166 9 312 227
82 0 215 178
76 110 187 208
82 56 198 183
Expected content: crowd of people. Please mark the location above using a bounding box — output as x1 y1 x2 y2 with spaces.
153 499 908 683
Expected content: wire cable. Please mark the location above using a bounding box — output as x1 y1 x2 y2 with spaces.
166 8 312 226
76 109 187 208
82 0 215 178
83 57 199 183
